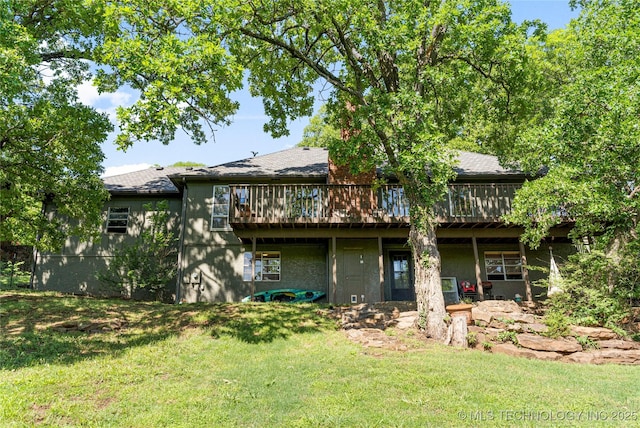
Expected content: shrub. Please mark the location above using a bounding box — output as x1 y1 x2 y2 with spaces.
497 330 518 345
466 331 478 348
97 200 178 300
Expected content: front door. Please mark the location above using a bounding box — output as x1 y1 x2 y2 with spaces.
390 252 415 301
342 249 366 303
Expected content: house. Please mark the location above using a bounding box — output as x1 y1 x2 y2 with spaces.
33 147 575 303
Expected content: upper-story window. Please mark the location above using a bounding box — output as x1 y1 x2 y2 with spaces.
485 251 523 280
106 207 130 233
211 185 230 230
378 186 410 217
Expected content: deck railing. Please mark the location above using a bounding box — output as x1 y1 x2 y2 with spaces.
229 183 521 225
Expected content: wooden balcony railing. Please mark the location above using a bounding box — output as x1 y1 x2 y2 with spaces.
228 183 521 226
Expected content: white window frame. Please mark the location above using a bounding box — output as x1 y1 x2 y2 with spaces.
484 251 523 281
106 207 130 234
210 185 231 230
243 251 281 282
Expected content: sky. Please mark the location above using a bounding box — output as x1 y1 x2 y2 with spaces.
94 1 580 177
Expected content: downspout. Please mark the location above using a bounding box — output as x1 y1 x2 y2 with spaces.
174 178 188 304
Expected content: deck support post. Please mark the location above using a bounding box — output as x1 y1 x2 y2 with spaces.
378 236 384 302
519 241 533 303
251 237 256 301
472 235 484 301
331 236 337 304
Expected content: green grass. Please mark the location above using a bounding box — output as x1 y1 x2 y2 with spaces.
2 290 640 427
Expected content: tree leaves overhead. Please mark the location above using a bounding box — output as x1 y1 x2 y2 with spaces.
503 0 640 247
1 0 111 250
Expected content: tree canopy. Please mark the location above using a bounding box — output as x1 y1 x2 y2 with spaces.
503 0 640 247
1 1 112 250
2 0 542 339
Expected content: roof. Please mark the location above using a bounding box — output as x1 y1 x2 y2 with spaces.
454 151 522 177
174 147 329 179
103 147 524 194
103 166 185 194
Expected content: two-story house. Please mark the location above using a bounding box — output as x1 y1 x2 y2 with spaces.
33 147 574 303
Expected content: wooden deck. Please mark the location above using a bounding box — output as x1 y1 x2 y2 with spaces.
229 183 522 229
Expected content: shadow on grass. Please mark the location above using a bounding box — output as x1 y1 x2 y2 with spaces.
205 302 338 344
0 291 337 370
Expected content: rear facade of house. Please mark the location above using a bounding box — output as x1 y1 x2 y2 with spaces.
33 147 575 304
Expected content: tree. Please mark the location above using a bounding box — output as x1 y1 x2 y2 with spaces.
4 1 539 339
91 0 540 339
500 0 640 324
168 161 207 167
229 1 540 339
1 1 112 251
297 105 341 148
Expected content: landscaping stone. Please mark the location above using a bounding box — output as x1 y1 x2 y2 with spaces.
516 333 582 353
570 326 618 340
394 311 418 329
563 350 640 365
471 307 493 324
492 343 562 361
598 339 640 350
523 323 548 334
476 300 521 313
336 300 640 366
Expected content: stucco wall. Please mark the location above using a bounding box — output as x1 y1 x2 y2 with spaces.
439 241 576 300
179 242 328 303
34 196 181 297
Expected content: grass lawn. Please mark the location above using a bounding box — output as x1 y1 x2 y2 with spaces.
1 290 640 427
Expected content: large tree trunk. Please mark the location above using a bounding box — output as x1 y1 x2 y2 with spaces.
410 224 448 341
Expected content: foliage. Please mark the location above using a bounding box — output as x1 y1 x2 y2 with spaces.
466 331 478 347
503 1 640 248
97 201 178 299
297 105 341 148
4 1 543 339
496 330 519 345
543 250 632 331
1 1 112 250
542 308 572 339
576 335 600 351
168 161 206 167
0 261 30 288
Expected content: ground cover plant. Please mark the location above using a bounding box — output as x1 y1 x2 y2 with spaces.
1 290 640 427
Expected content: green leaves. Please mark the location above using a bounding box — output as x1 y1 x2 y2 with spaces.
504 1 640 248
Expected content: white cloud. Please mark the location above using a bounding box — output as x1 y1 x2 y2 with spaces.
77 80 133 121
102 163 151 177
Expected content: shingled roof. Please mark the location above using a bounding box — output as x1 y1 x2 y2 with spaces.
103 166 185 194
103 147 524 194
174 147 329 179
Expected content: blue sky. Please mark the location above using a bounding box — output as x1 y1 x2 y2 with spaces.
95 1 580 177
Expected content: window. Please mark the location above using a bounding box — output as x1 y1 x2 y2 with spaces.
378 186 410 216
243 252 281 281
211 186 230 229
106 207 129 233
485 251 523 280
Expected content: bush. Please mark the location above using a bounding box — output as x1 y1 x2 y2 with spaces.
544 250 630 331
97 200 178 300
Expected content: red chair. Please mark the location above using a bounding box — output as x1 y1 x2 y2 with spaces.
461 281 476 293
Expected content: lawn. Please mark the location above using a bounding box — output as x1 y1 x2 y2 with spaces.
1 290 640 427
